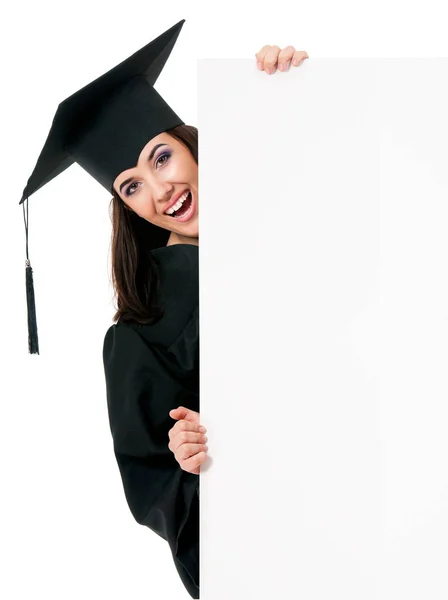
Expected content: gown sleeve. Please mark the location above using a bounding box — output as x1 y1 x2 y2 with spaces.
103 322 199 599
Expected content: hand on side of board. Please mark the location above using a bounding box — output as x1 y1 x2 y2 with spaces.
168 406 208 475
255 45 309 74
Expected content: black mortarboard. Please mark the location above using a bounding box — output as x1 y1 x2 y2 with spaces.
20 19 186 354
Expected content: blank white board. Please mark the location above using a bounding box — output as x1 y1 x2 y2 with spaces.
198 58 448 599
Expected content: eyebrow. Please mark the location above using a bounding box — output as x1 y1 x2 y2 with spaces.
119 143 169 194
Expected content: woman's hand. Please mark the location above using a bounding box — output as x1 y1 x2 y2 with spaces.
255 45 309 74
168 406 208 475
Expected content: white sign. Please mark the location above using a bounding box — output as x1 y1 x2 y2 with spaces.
199 58 448 600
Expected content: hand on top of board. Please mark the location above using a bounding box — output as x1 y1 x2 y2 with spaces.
255 45 309 74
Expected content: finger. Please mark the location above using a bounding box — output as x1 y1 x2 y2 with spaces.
168 419 205 440
177 442 208 462
169 430 206 452
169 406 199 423
292 50 309 67
277 46 296 71
263 45 281 74
255 45 272 70
181 450 208 473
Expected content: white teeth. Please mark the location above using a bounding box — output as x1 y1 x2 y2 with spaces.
165 190 190 215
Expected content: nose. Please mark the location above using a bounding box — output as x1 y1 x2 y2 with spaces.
150 179 174 206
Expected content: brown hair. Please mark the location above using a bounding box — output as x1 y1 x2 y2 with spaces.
108 124 198 325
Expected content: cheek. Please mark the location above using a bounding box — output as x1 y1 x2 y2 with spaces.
131 192 157 220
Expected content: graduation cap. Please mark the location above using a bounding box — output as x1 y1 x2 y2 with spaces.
20 18 187 355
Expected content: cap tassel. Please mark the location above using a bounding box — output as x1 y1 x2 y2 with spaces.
23 196 39 354
25 259 39 354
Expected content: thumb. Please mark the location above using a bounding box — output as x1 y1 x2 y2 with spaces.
169 406 198 422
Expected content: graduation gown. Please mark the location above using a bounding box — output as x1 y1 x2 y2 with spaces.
103 243 199 598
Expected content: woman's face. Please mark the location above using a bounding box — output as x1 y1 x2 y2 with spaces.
113 132 198 238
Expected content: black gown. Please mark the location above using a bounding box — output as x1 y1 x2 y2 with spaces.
102 243 199 598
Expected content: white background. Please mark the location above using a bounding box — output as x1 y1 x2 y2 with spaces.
1 1 447 599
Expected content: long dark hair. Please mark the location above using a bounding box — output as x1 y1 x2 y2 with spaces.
109 124 198 325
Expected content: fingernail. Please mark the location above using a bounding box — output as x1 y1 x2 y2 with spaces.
279 63 285 71
292 58 298 66
199 426 206 432
257 61 263 70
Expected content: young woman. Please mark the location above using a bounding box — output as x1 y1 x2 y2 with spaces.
104 46 308 599
20 17 308 599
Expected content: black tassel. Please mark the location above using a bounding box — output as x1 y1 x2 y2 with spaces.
22 193 39 354
25 259 39 354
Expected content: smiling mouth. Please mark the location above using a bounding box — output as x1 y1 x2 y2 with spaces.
166 191 193 219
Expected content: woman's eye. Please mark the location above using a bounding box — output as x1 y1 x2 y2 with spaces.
124 153 170 195
125 181 140 196
156 152 170 168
